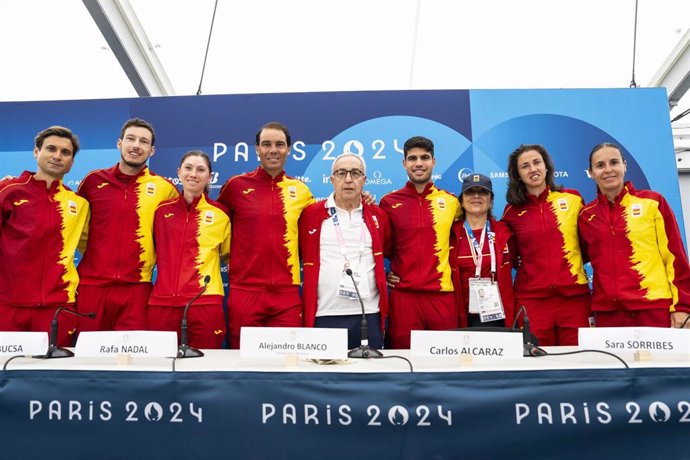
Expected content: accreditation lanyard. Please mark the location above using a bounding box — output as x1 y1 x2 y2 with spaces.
463 220 496 281
330 207 366 268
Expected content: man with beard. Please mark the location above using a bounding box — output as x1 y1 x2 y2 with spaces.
379 136 461 348
0 126 88 344
76 118 178 331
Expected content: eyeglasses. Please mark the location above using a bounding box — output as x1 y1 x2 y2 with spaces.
333 169 364 179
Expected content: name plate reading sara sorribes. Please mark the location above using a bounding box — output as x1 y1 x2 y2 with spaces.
240 327 348 360
579 327 690 355
410 330 524 360
0 332 49 356
75 331 178 358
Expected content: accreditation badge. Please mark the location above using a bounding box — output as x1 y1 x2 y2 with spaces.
468 278 505 322
338 263 370 300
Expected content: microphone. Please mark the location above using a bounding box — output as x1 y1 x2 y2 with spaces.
345 268 383 359
178 275 211 358
514 305 543 357
41 307 97 359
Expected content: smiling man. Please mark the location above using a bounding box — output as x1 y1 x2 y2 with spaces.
76 118 178 331
299 153 390 349
0 126 89 345
379 136 461 348
217 122 314 348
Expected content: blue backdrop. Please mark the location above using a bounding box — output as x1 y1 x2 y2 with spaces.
0 88 682 235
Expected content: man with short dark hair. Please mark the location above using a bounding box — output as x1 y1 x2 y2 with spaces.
217 122 314 348
0 126 89 344
76 118 178 331
379 136 461 348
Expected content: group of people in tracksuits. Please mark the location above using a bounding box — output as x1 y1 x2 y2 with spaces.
2 119 689 350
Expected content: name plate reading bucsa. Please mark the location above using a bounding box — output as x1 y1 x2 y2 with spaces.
75 331 178 358
410 330 523 360
240 327 347 360
0 332 49 356
579 327 690 355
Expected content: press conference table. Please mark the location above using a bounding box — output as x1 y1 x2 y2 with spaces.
2 348 690 459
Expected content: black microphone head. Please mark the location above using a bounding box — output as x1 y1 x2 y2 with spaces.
345 268 353 276
203 275 211 284
87 312 97 319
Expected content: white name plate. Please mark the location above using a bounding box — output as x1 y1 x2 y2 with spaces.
410 330 523 360
240 327 348 360
0 332 49 356
75 330 178 358
579 327 690 354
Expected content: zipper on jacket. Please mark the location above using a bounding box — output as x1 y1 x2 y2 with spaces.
40 189 53 306
114 186 129 281
174 204 191 297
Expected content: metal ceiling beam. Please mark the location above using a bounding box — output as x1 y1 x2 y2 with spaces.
82 0 174 96
649 28 690 109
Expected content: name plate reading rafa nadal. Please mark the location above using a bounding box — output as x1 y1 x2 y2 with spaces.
75 331 178 358
0 332 49 356
579 327 690 355
240 327 348 360
410 330 523 360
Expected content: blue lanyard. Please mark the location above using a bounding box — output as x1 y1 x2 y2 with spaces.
463 220 496 279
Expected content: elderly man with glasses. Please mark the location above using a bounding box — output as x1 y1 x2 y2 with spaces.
299 153 391 349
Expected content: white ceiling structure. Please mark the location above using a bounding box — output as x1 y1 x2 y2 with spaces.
1 0 689 157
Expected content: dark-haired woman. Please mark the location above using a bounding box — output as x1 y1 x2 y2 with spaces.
578 143 690 328
148 151 230 348
502 144 590 345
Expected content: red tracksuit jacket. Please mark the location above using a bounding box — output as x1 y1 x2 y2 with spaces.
77 165 178 285
502 188 589 298
578 182 690 313
450 218 516 327
379 182 461 292
149 194 230 307
217 167 314 289
0 171 89 306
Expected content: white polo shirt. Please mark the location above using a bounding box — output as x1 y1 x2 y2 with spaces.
316 193 380 316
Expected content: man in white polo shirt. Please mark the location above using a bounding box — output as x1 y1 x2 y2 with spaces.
298 153 391 348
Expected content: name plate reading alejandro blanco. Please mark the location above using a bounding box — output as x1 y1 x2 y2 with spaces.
75 331 178 358
240 327 348 360
0 332 49 356
410 330 523 360
579 327 690 355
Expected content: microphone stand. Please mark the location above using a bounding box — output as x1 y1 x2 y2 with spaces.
178 275 210 358
513 305 540 357
345 269 383 359
41 307 96 359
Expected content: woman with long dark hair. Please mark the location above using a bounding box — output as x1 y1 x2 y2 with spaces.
502 144 590 345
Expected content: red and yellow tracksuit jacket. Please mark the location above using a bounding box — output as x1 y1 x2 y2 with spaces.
501 188 589 298
0 171 89 306
149 194 231 307
379 182 461 292
217 167 314 289
298 199 391 330
450 218 516 327
77 165 178 285
578 182 690 313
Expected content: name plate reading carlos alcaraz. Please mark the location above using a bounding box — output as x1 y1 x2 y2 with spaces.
240 327 347 360
75 331 178 358
579 327 690 355
410 330 523 360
